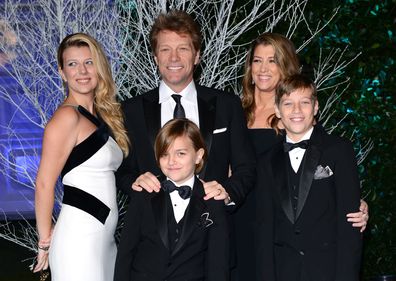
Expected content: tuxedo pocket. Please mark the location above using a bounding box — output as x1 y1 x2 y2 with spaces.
314 165 334 180
213 127 227 134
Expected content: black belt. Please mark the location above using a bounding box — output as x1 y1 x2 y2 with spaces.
62 185 110 224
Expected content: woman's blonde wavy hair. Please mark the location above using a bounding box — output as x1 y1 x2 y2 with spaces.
57 33 130 156
241 33 300 128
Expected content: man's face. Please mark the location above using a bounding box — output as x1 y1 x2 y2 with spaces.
275 88 318 142
154 30 200 93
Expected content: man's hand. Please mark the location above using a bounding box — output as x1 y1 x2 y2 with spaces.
201 180 230 204
132 172 161 193
347 199 369 232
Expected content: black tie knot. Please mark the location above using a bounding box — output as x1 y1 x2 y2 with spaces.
162 180 192 199
171 94 186 118
283 140 310 152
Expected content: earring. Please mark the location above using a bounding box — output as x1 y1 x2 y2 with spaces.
252 79 255 85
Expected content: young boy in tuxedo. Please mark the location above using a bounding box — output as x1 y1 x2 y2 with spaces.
255 74 362 281
114 118 229 281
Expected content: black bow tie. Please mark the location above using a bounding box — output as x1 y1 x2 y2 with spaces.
283 140 310 152
162 180 192 199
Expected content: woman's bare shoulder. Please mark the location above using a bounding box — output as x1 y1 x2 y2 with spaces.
44 105 80 136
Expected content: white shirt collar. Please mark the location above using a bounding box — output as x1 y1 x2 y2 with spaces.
286 127 314 173
168 174 195 190
286 126 314 144
159 80 197 104
168 174 195 223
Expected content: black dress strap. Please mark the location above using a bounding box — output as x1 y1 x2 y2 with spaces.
60 106 109 178
76 105 101 127
61 104 101 127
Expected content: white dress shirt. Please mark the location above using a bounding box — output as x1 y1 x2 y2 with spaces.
168 175 195 223
286 127 314 173
159 80 200 127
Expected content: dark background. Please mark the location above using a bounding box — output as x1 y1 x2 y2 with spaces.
298 0 396 277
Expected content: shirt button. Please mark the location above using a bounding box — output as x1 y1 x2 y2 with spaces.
299 250 305 256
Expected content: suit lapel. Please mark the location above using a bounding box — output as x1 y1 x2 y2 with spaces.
151 190 170 250
273 145 294 224
196 87 216 179
142 90 161 149
295 126 323 221
172 178 206 256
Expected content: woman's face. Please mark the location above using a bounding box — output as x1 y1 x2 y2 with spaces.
59 46 98 97
251 44 282 94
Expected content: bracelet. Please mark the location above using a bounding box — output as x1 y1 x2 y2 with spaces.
38 245 50 251
38 244 50 251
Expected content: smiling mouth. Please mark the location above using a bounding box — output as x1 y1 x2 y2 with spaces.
257 75 271 81
76 78 90 83
290 117 304 122
167 66 183 71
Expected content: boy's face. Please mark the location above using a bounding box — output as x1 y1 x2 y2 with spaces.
275 87 319 142
159 135 204 185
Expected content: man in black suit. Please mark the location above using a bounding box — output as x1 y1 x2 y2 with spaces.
116 10 255 207
255 74 362 281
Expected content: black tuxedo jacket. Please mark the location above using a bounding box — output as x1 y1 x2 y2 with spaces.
114 178 229 281
116 84 256 206
255 125 362 281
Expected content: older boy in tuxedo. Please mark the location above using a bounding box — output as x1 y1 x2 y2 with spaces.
114 118 229 281
255 74 362 281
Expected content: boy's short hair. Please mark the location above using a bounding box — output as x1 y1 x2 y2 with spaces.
275 74 317 106
155 118 207 173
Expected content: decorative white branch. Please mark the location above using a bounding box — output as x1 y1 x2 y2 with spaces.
0 213 37 268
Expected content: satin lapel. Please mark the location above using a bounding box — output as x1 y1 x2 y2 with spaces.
151 190 170 250
295 130 322 221
143 93 161 149
274 147 294 224
172 179 205 256
197 91 216 179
